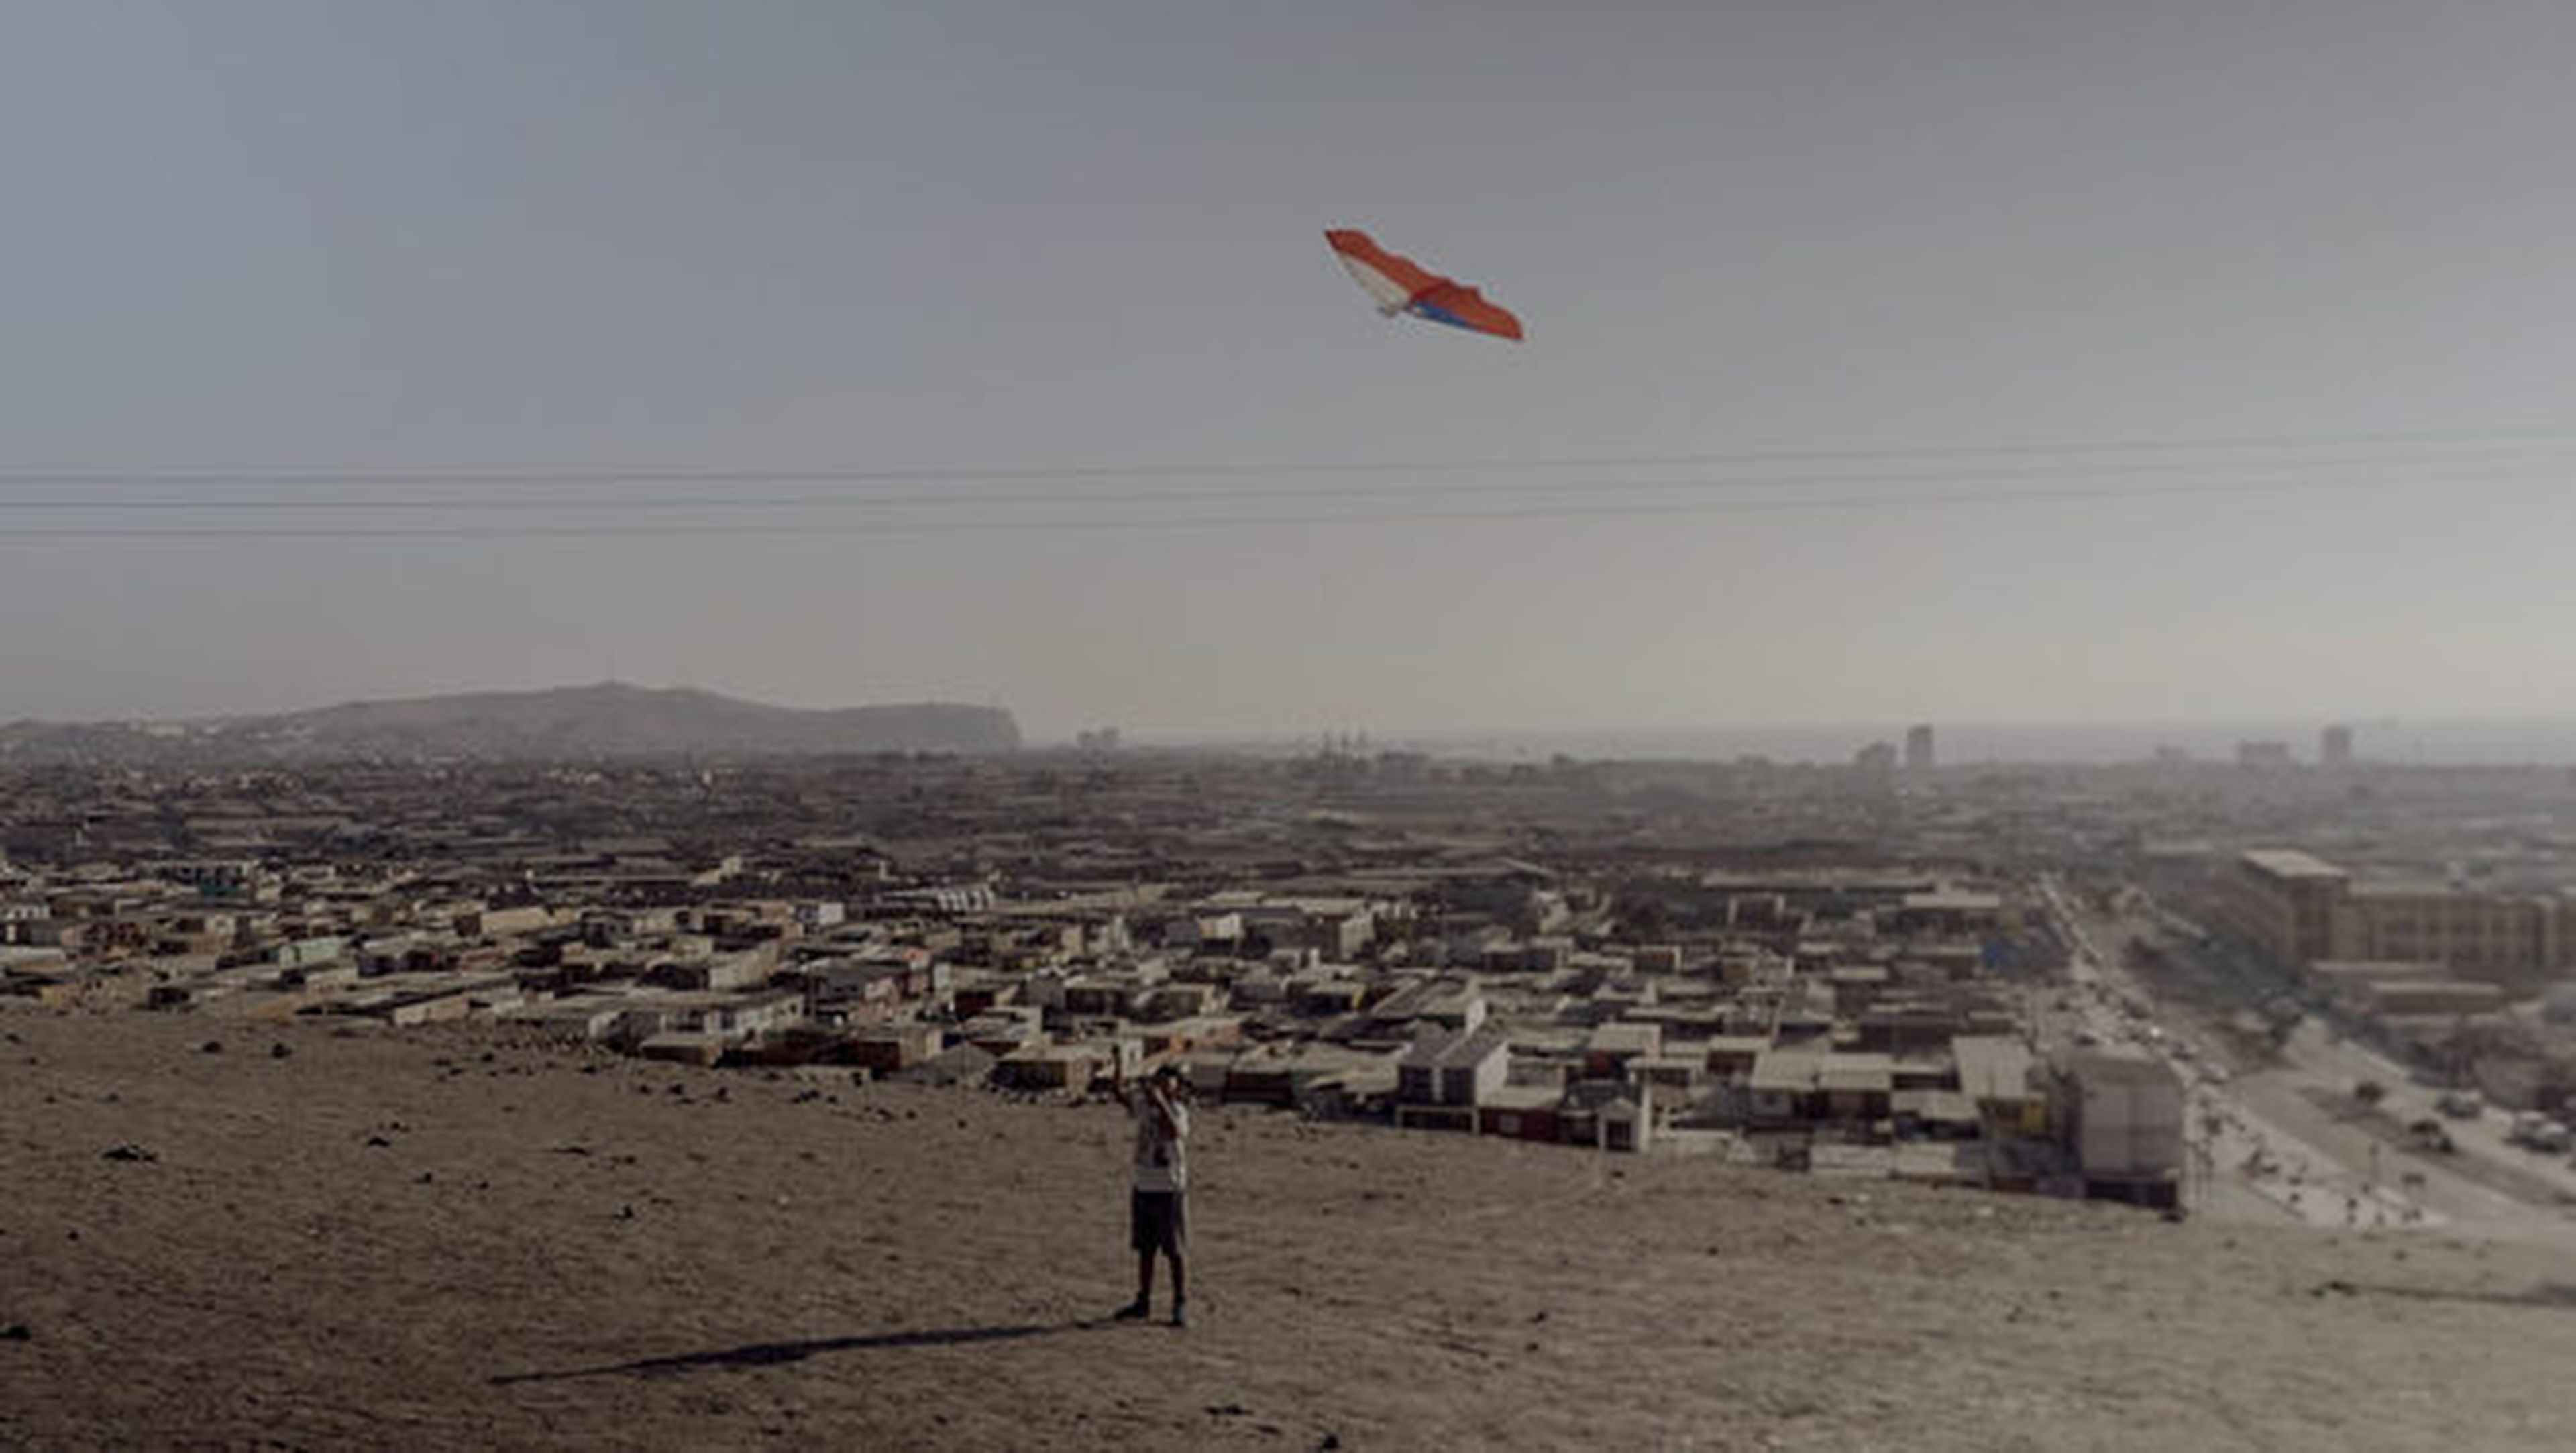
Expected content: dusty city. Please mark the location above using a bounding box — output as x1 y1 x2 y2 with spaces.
12 3 2576 1446
10 715 2576 1447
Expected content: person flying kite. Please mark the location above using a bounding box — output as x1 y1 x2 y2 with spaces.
1325 229 1525 341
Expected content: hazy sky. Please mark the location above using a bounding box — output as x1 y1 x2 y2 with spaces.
7 1 2575 743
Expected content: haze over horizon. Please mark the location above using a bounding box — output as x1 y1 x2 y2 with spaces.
7 2 2573 743
14 677 2576 771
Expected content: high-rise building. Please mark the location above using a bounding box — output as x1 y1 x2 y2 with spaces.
1904 724 1935 773
2321 724 2353 769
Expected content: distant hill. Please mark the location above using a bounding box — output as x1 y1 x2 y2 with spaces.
0 682 1020 762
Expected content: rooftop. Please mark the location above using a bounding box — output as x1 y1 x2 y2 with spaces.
2239 848 2347 882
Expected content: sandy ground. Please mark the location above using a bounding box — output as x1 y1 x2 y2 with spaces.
7 1007 2576 1450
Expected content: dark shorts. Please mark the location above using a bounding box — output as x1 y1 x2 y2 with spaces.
1130 1189 1186 1258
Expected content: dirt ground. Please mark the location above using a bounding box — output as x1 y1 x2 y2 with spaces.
7 1006 2576 1450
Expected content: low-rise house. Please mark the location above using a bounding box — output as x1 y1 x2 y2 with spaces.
994 1041 1105 1091
960 1008 1046 1057
949 972 1020 1018
463 904 559 939
1161 911 1242 952
1294 979 1370 1016
707 988 806 1040
1629 1054 1701 1097
803 957 916 1024
2055 1049 2184 1207
1828 964 1890 1014
1748 1046 1825 1124
1953 1034 2045 1136
9 951 160 1010
851 1022 943 1073
1136 981 1221 1022
1396 1024 1512 1120
1890 1053 1955 1094
1061 972 1146 1018
1220 1040 1394 1110
1598 1086 1654 1152
640 1029 729 1065
1582 1021 1662 1080
649 948 775 993
151 910 239 955
1233 898 1376 959
0 943 70 982
1892 887 2004 936
583 906 684 943
1128 1014 1244 1060
1560 1079 1654 1152
275 961 360 992
1817 1052 1895 1122
150 977 239 1011
1369 975 1488 1034
1892 1089 1981 1139
1477 1083 1566 1142
1703 1034 1772 1081
510 995 630 1042
360 985 481 1027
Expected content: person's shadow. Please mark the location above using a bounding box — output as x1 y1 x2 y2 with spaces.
490 1317 1116 1385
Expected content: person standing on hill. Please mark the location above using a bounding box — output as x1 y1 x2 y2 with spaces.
1114 1063 1189 1328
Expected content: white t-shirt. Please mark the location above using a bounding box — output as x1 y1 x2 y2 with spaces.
1130 1087 1189 1193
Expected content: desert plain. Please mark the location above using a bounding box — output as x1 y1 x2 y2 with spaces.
7 1006 2576 1450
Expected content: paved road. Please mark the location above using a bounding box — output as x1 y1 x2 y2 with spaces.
2037 877 2576 1250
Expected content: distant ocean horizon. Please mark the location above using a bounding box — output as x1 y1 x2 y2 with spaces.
1163 715 2576 768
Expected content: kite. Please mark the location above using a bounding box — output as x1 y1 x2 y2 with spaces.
1325 228 1524 341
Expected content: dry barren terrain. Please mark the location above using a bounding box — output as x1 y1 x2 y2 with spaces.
6 1007 2575 1450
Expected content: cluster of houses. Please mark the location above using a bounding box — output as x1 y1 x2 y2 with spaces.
27 737 2576 1209
1 829 2183 1205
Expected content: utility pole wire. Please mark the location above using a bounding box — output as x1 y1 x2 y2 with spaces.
1 424 2571 488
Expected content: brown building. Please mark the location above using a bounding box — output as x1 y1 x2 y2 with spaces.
2218 849 2348 967
2222 848 2570 981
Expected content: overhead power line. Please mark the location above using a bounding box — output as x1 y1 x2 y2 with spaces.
0 424 2563 540
0 461 2553 541
0 445 2563 513
3 425 2574 490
